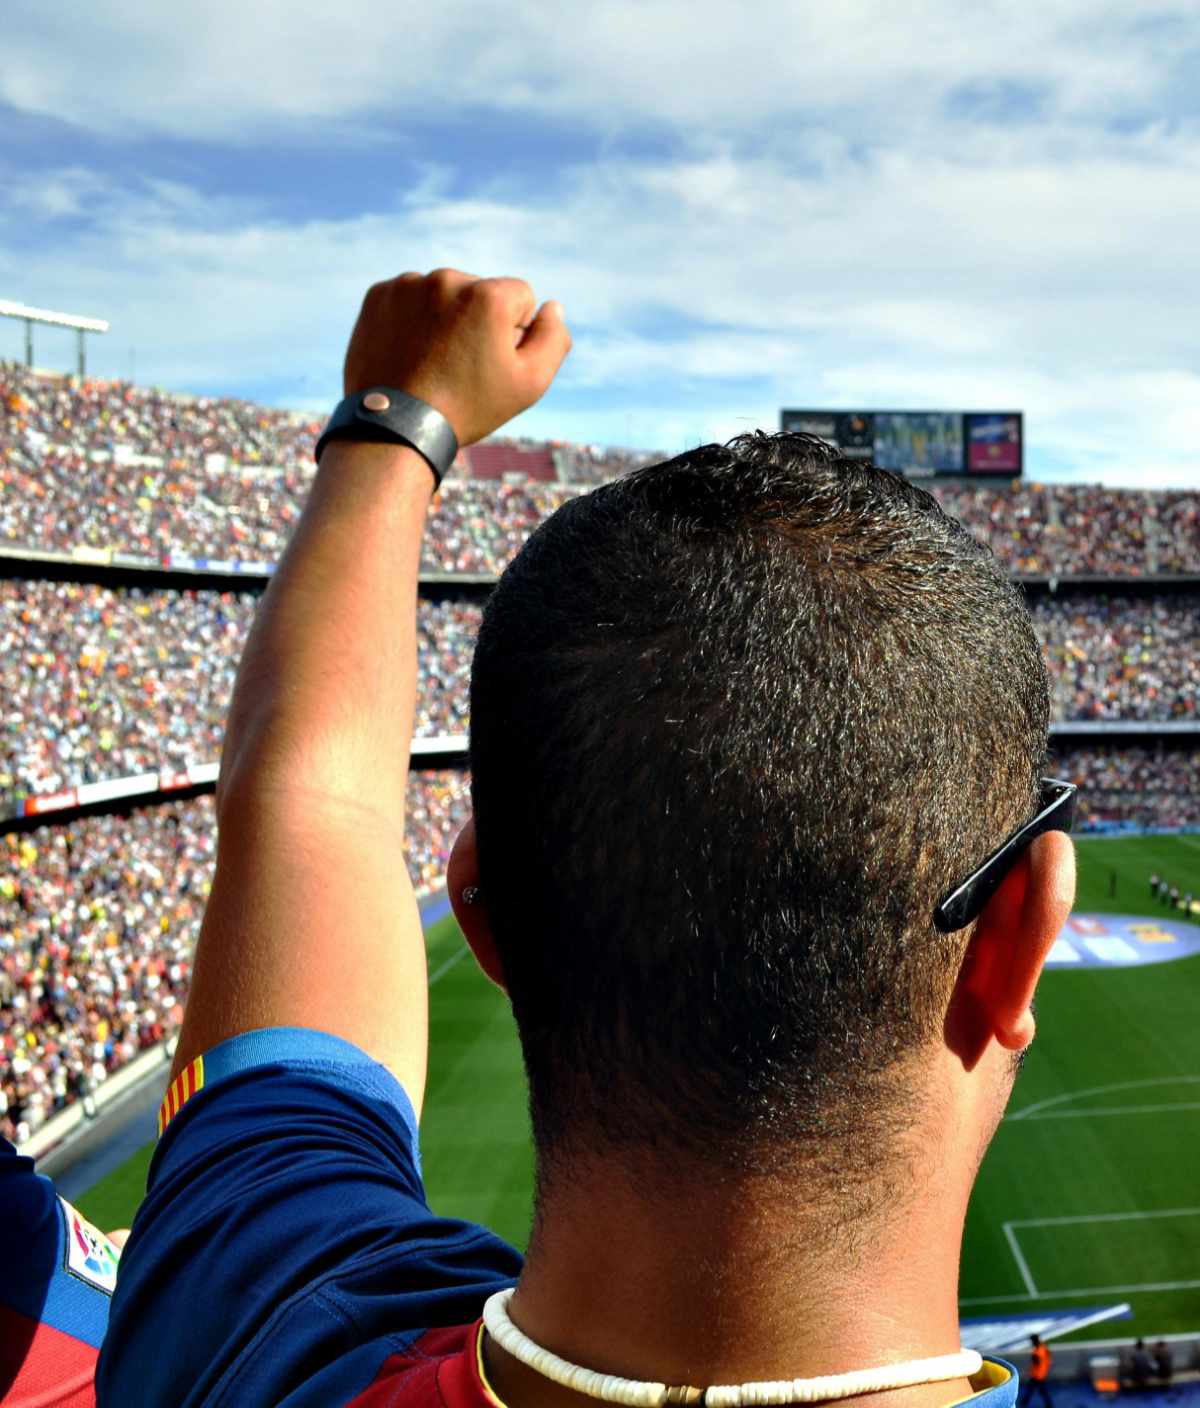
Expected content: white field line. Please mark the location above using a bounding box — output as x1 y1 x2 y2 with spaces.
1009 1207 1200 1229
961 1277 1200 1307
1007 1075 1200 1121
428 944 470 986
1002 1222 1039 1297
1013 1101 1200 1120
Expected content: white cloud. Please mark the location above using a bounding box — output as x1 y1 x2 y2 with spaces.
1 2 1198 486
2 0 1196 145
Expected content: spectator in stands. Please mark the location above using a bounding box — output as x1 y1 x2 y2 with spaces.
1152 1340 1173 1385
101 270 1073 1408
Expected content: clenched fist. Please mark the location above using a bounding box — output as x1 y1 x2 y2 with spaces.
342 268 572 448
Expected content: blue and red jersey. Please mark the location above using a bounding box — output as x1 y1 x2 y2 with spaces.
1 1137 121 1406
95 1027 1019 1408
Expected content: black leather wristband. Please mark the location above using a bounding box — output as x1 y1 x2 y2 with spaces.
314 388 457 488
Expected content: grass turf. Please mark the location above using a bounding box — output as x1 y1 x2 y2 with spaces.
962 831 1200 1339
77 834 1200 1336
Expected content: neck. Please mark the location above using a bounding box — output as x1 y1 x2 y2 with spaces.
483 1155 978 1408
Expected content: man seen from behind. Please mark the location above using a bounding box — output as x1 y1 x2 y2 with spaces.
98 268 1076 1408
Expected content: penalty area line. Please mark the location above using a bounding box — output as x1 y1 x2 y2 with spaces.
1010 1101 1200 1120
961 1276 1200 1306
1007 1075 1200 1121
1002 1222 1039 1298
1008 1207 1200 1229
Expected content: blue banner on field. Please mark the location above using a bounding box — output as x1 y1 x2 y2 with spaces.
1046 913 1200 968
961 1305 1132 1352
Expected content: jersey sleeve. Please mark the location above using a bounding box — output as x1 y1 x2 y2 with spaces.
1 1140 120 1407
95 1028 522 1408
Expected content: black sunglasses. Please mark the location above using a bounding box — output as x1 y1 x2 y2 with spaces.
933 778 1077 934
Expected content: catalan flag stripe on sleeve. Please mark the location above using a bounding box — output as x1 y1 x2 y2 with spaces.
157 1055 204 1138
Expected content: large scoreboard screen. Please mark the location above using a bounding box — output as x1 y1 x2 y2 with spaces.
779 410 1023 477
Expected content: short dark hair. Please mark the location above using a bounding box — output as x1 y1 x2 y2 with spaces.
469 432 1047 1184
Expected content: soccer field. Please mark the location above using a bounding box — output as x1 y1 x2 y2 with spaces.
76 833 1200 1339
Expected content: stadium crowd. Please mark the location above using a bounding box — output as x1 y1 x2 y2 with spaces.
4 363 1200 577
933 483 1200 576
2 362 1198 1154
0 770 472 1145
1051 745 1200 831
3 362 320 467
0 580 480 802
2 579 1197 804
1035 594 1199 721
420 479 578 574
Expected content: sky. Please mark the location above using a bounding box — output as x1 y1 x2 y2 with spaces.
1 1 1198 486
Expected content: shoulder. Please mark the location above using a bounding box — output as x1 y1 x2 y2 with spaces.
334 1322 499 1408
99 1028 521 1408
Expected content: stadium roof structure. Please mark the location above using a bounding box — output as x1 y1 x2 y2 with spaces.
0 298 109 377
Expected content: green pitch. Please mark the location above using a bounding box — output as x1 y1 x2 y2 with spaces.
78 834 1200 1338
962 831 1200 1340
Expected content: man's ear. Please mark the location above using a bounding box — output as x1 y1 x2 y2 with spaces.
946 829 1075 1069
446 817 507 992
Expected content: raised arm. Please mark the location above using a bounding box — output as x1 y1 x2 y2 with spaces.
169 270 571 1115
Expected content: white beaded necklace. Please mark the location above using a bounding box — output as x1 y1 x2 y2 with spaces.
483 1290 982 1408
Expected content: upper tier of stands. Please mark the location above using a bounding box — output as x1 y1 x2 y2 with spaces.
4 363 1199 577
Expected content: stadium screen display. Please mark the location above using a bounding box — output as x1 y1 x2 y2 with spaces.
779 410 1022 477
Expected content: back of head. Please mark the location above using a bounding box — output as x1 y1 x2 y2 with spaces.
470 432 1048 1192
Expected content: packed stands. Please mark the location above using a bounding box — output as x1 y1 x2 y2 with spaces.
0 580 480 802
0 439 309 561
420 479 577 574
0 769 472 1144
3 364 320 467
2 578 1197 807
0 800 203 1146
3 361 1198 1147
5 363 1200 576
1035 594 1200 721
1051 745 1200 831
934 483 1200 576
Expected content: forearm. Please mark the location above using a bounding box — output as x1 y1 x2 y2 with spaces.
218 441 434 829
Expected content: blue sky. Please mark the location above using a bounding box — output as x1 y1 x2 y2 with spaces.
2 1 1198 486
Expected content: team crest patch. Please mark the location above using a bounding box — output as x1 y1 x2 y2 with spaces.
61 1200 120 1295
